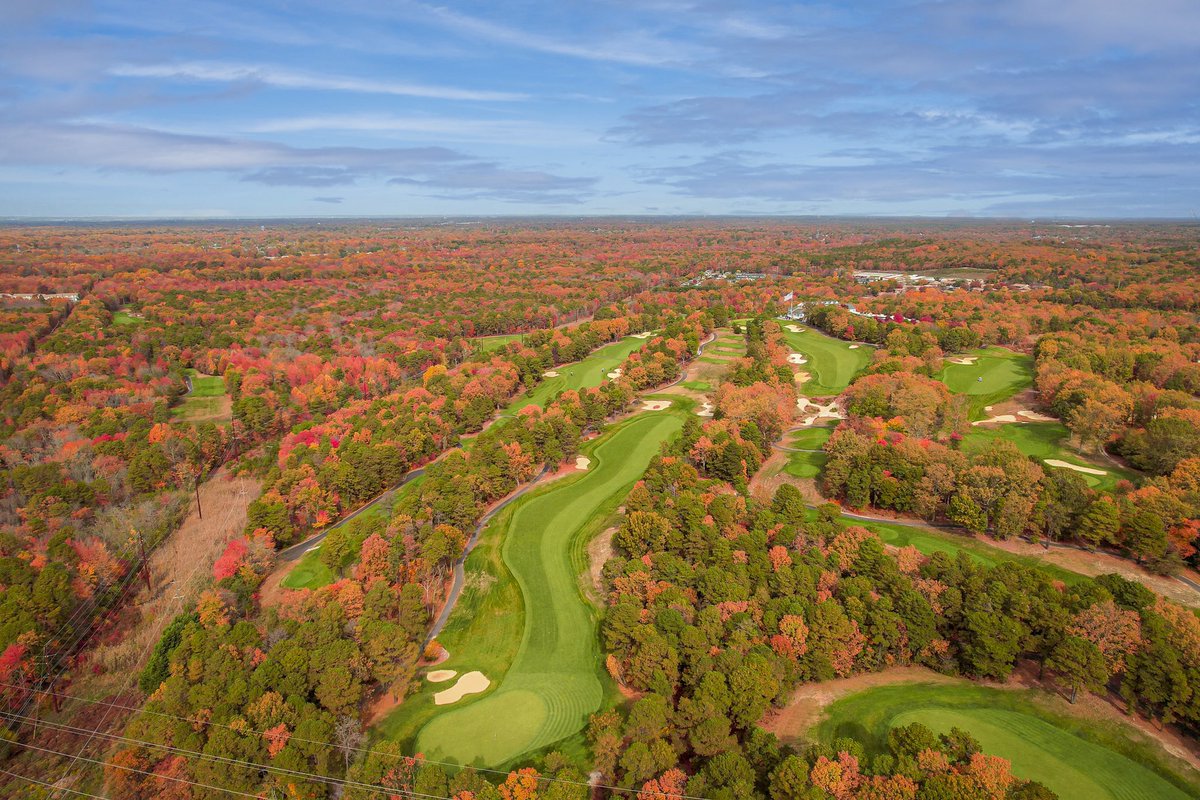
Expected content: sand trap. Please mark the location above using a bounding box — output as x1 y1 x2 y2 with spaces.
948 356 978 365
848 344 860 349
1045 459 1107 476
972 414 1018 426
641 399 671 411
794 371 811 385
433 671 490 705
796 397 844 427
784 324 804 333
697 402 714 417
575 456 591 470
787 353 808 364
542 370 559 378
632 332 653 339
426 669 457 683
1018 409 1056 422
607 367 623 379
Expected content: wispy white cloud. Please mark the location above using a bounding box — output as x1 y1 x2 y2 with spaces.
110 61 525 102
246 114 596 145
411 3 704 67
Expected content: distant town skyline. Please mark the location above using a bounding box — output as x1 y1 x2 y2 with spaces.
1 0 1197 218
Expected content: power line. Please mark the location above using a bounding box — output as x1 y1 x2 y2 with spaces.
1 711 452 800
0 767 111 800
0 682 710 800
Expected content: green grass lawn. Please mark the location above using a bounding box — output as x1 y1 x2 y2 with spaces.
777 324 872 397
935 347 1034 419
472 333 525 353
411 410 685 768
784 427 833 479
501 336 645 415
681 380 712 392
961 421 1138 491
848 517 1084 586
280 550 334 589
817 682 1199 800
173 369 229 422
112 309 143 325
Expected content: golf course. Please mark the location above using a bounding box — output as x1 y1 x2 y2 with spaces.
777 323 872 396
935 346 1034 419
962 421 1136 491
783 426 833 479
397 409 684 766
501 335 647 414
817 682 1199 800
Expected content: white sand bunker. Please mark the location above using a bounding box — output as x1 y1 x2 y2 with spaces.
641 399 671 411
787 353 808 364
632 332 653 339
697 401 714 417
848 344 860 349
426 669 457 683
607 367 623 379
796 397 844 427
433 671 490 705
948 356 978 365
575 456 591 470
972 414 1018 426
543 370 559 378
784 324 804 333
1018 409 1056 421
1045 459 1107 476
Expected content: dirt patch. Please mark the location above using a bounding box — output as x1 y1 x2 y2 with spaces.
89 467 260 677
763 667 957 742
587 526 616 604
434 671 490 705
1019 409 1057 421
982 536 1200 608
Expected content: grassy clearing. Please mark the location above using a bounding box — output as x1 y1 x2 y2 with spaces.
777 324 872 396
817 682 1199 800
112 309 143 326
280 550 334 589
502 336 645 415
935 347 1033 419
681 380 712 392
961 422 1137 492
173 369 230 423
472 333 525 353
412 410 685 768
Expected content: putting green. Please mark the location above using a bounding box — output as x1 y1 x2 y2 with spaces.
819 683 1196 800
784 427 833 478
777 324 872 396
414 411 684 766
936 347 1033 419
502 336 645 414
961 422 1137 492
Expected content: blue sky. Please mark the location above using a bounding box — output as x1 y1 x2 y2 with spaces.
1 0 1197 218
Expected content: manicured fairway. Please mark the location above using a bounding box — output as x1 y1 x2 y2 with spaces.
850 517 1084 585
414 411 684 766
784 426 833 478
777 324 872 396
502 336 645 414
936 347 1033 419
113 309 143 325
962 421 1137 491
818 683 1198 800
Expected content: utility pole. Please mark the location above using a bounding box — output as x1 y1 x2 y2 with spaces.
194 474 203 520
